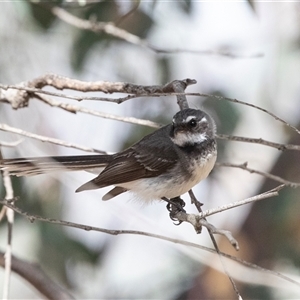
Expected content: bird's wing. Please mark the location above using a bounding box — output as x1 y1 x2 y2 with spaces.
76 145 178 192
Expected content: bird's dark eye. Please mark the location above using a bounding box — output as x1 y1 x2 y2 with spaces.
188 119 197 127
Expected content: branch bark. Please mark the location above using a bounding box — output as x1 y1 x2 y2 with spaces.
0 74 197 109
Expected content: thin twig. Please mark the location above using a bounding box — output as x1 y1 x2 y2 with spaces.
188 190 242 299
199 185 284 219
216 134 300 151
35 94 161 128
0 123 106 154
217 162 300 187
208 224 242 299
2 169 14 300
185 92 300 135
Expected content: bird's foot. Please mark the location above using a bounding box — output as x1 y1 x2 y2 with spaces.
164 197 186 225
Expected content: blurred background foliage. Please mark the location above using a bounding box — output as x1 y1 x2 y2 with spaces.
1 0 300 299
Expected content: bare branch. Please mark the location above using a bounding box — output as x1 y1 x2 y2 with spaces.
185 92 300 135
28 74 197 95
0 83 136 104
0 82 30 108
218 162 300 187
0 251 75 300
35 94 161 128
0 76 197 108
172 79 196 110
173 210 239 250
1 76 298 136
217 134 300 151
1 199 298 288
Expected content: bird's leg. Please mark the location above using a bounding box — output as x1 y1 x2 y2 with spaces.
162 196 186 225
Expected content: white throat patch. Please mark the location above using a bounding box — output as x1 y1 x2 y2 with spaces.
172 132 207 147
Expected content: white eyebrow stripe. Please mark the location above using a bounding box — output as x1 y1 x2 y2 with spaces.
199 117 207 123
185 115 196 123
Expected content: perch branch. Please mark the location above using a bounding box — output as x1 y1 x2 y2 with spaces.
1 199 297 289
173 210 239 250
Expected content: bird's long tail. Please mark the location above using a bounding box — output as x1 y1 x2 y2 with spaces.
0 155 112 176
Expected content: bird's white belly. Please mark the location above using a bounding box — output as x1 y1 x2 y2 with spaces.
119 151 217 201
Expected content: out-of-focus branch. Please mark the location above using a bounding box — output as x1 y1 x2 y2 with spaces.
51 6 150 50
50 6 263 58
0 251 75 300
0 140 23 148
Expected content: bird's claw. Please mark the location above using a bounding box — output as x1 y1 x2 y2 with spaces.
166 197 186 225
